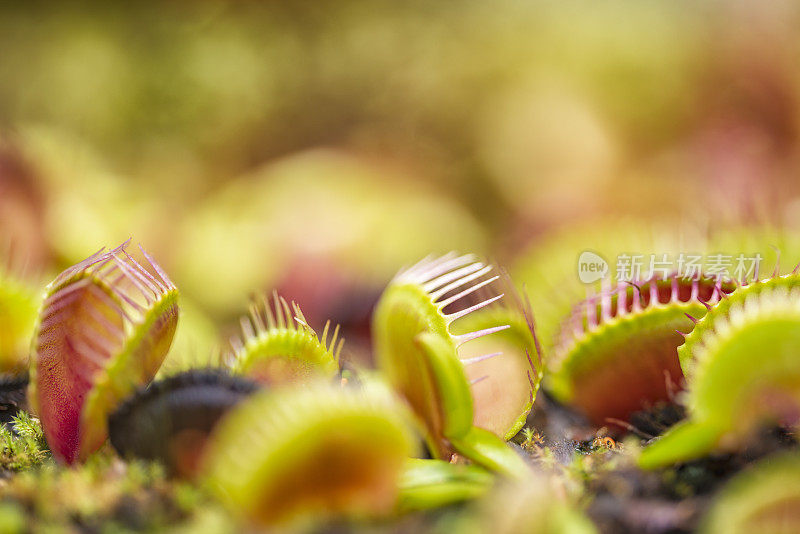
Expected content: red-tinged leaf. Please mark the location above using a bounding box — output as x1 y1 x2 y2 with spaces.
30 241 179 464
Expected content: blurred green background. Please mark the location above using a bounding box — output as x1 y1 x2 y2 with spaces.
2 1 800 360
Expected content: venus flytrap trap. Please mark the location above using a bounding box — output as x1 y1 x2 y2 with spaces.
10 235 800 531
699 451 800 534
227 292 342 384
108 370 260 479
512 219 703 356
639 272 800 469
372 253 535 477
29 240 179 464
107 292 344 479
202 381 417 528
449 276 544 440
549 273 733 426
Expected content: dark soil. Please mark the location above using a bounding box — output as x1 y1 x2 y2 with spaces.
591 421 795 532
0 373 29 426
525 392 798 534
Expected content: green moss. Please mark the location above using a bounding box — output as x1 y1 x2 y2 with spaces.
0 450 227 532
0 412 49 471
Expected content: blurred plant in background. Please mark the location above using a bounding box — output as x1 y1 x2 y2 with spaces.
2 0 800 363
4 3 800 533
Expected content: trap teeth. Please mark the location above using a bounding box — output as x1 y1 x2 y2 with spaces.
512 219 704 358
549 274 730 426
640 274 800 469
374 253 537 472
227 292 341 385
29 241 179 464
453 290 544 440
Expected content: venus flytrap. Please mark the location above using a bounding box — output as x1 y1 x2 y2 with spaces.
372 253 535 477
512 219 703 357
699 451 800 534
29 240 179 464
108 292 343 479
549 273 732 425
227 292 342 385
202 382 417 528
640 273 800 469
449 278 544 440
108 369 260 478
